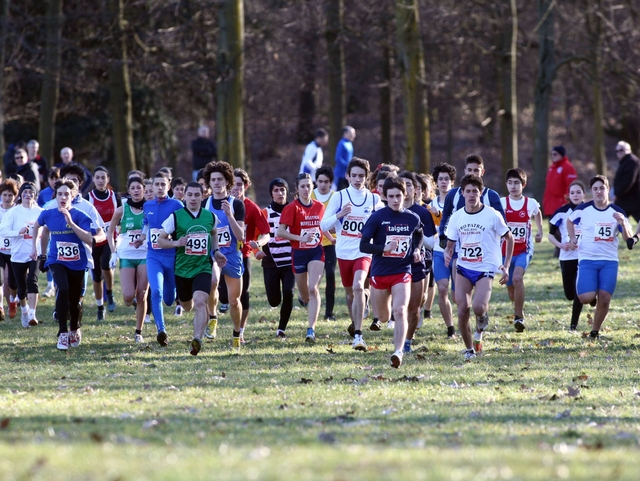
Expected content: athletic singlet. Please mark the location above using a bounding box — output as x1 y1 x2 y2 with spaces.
88 189 118 246
262 204 292 268
311 189 335 247
501 196 536 257
117 201 147 260
206 195 242 258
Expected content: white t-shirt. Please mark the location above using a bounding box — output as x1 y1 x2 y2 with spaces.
320 186 384 260
299 141 323 181
428 197 445 253
568 201 626 262
0 206 12 254
445 205 509 272
0 204 43 263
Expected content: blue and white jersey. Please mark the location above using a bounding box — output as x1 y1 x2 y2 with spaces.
37 208 95 270
142 197 183 258
205 196 245 260
549 202 581 262
569 201 626 262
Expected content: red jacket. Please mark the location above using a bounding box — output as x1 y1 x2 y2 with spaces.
543 157 577 216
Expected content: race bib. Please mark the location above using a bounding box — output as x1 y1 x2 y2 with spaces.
56 241 80 262
383 235 411 258
0 237 10 252
185 233 208 256
594 222 614 242
508 222 527 244
341 215 366 238
217 225 232 248
150 228 162 249
300 227 321 249
24 221 35 240
127 229 142 246
460 242 483 263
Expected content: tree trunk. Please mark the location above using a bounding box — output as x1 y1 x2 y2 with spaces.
498 0 518 179
586 1 606 175
297 1 317 144
395 0 429 173
324 0 346 159
0 0 8 156
380 42 394 165
107 0 137 191
38 0 63 163
532 0 556 203
216 0 245 168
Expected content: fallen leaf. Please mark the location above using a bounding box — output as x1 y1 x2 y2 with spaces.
326 347 335 354
299 378 313 384
278 403 288 410
567 386 581 397
90 432 104 442
0 418 10 429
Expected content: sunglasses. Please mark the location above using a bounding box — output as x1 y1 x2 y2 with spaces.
616 149 625 152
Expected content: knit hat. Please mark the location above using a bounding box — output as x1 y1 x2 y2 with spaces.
269 178 288 195
552 145 566 157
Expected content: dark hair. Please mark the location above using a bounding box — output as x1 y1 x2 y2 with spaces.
460 174 484 191
185 182 204 194
269 178 289 196
465 154 484 167
153 172 170 182
398 170 417 188
171 177 186 188
315 165 334 183
16 181 38 204
94 166 109 176
158 167 173 178
53 179 78 195
315 128 328 139
382 176 406 197
60 164 86 184
590 175 609 189
196 169 205 182
569 180 586 192
432 162 457 183
0 179 19 196
233 168 250 187
127 176 144 190
48 167 60 180
127 169 145 180
376 171 390 184
347 157 370 177
378 164 399 174
415 173 427 192
552 145 566 157
295 172 313 188
203 161 234 189
505 168 527 185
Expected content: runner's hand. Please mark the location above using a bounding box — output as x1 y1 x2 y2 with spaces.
498 265 509 285
109 253 118 269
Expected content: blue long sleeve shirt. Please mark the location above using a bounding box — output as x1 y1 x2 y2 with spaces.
334 138 353 185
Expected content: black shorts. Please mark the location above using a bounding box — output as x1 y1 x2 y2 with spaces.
176 272 212 303
91 243 112 282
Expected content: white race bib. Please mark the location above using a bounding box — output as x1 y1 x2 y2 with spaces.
185 233 208 256
341 215 365 238
24 221 35 240
150 228 162 249
594 222 614 242
508 222 527 244
127 229 142 246
0 237 10 252
56 241 80 262
217 225 232 248
460 242 483 263
383 235 411 258
300 227 321 249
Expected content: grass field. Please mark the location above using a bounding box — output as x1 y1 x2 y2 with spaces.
1 239 639 480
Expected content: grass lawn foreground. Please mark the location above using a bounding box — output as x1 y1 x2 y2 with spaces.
0 239 639 480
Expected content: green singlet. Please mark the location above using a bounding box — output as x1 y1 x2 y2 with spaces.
173 207 216 278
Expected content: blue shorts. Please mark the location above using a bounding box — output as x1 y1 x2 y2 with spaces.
219 251 244 279
576 260 618 295
433 250 455 291
504 252 532 287
456 265 494 287
292 246 325 274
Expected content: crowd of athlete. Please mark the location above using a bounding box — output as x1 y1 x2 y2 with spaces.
0 152 631 367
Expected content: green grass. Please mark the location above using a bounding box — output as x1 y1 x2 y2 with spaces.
1 239 640 480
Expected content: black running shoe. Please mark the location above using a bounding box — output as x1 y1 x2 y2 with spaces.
157 331 168 347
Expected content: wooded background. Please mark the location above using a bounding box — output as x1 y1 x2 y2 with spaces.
1 0 639 202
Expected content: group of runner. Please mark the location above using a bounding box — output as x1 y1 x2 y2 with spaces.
0 152 631 367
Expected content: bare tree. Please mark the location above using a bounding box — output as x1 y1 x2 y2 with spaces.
498 0 518 174
0 0 8 156
325 0 346 159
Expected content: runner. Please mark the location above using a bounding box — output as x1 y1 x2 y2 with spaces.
398 172 436 353
0 182 43 327
567 175 632 339
87 167 121 319
360 176 423 368
171 177 186 202
158 182 227 355
417 173 437 324
31 179 96 350
0 180 18 321
38 168 60 298
137 172 183 346
444 175 514 361
548 180 586 331
258 178 295 338
500 168 543 332
311 165 337 321
107 176 149 343
320 158 383 351
202 161 245 350
427 162 457 337
277 172 327 343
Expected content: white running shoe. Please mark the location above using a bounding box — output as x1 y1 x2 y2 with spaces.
21 310 30 328
43 286 56 298
464 349 476 361
28 310 38 326
144 314 151 324
387 320 396 330
390 350 403 368
352 334 367 352
69 329 82 347
174 305 184 316
57 332 69 350
135 334 144 343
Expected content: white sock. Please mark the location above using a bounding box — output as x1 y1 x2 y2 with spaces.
240 328 245 334
473 331 483 342
10 295 16 303
21 304 29 313
96 299 104 307
47 282 54 289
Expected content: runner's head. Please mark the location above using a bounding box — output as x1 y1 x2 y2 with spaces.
589 175 609 206
398 171 417 205
184 182 204 211
203 161 234 197
568 180 586 205
505 168 526 198
295 173 313 201
0 179 18 207
16 181 38 206
315 166 333 195
460 174 484 208
143 179 154 201
127 176 145 202
54 179 78 209
232 168 250 199
432 162 456 195
93 166 110 192
464 154 485 178
347 158 370 190
152 172 170 199
48 167 60 189
382 176 406 212
171 177 186 201
60 163 85 189
269 178 288 205
417 173 435 203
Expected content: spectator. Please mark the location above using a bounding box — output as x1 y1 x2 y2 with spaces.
613 141 640 221
27 140 48 185
54 147 93 194
191 125 217 182
542 145 577 217
299 128 329 181
333 126 356 191
12 148 41 191
3 141 25 178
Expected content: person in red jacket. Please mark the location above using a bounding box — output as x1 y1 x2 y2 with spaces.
543 146 577 217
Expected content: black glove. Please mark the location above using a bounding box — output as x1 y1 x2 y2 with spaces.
439 235 448 250
627 235 638 250
38 255 48 273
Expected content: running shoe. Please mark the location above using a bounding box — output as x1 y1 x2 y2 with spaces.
42 286 56 298
589 330 599 339
347 322 356 338
57 332 69 351
157 331 168 347
369 318 382 331
305 328 316 344
324 315 336 322
135 334 144 343
352 334 367 351
417 312 424 329
205 317 218 339
276 329 287 339
144 314 151 324
447 326 456 338
97 306 105 321
0 307 4 322
190 338 202 356
514 317 525 333
107 296 116 313
219 303 230 313
239 331 246 344
132 298 138 310
464 349 476 361
473 339 483 355
9 300 17 319
232 336 241 351
21 310 30 328
569 324 577 332
390 350 403 368
28 310 38 327
298 297 308 308
476 314 489 332
403 339 412 353
174 305 184 316
69 329 82 347
423 309 432 319
387 320 395 330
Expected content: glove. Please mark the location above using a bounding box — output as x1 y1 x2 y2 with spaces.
439 235 448 250
627 236 638 250
38 255 48 273
109 252 118 269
